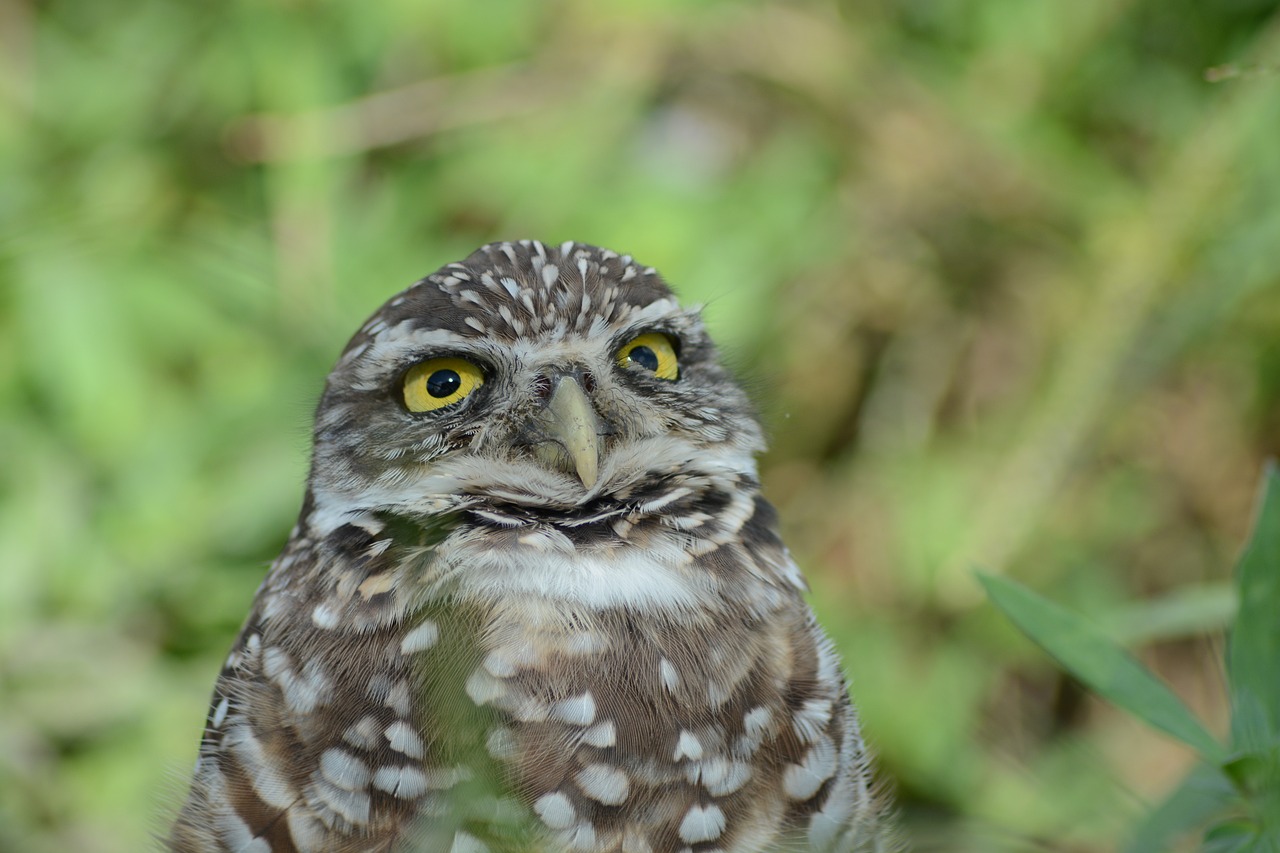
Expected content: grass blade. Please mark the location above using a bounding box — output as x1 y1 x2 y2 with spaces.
1228 462 1280 754
980 573 1226 762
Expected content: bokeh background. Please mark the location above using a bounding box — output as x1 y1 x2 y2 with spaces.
3 1 1279 850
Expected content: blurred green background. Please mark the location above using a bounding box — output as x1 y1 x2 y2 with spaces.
3 0 1279 850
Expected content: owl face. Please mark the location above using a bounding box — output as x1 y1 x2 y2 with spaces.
304 241 764 536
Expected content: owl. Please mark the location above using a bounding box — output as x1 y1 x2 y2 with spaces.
169 241 889 853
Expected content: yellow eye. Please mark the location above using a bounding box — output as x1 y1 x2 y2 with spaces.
403 357 485 412
616 333 679 381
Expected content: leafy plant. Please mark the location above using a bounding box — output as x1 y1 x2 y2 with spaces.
982 463 1280 852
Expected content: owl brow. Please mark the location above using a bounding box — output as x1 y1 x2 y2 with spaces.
367 318 474 347
610 309 702 348
394 347 493 372
378 337 498 368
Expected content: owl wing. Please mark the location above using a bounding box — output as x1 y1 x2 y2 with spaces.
168 523 463 853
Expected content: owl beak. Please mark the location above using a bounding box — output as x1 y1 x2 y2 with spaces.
531 376 600 488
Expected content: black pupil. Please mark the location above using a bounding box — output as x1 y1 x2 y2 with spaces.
426 369 461 398
629 345 659 372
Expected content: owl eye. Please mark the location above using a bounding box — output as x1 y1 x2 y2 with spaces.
616 332 679 381
403 357 485 412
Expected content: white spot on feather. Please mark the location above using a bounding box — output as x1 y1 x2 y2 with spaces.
534 791 575 829
744 706 772 740
562 822 598 851
385 721 424 759
551 692 596 726
320 748 370 791
679 803 726 843
312 777 371 825
262 648 330 715
286 811 327 850
465 668 507 706
384 679 411 716
816 634 843 684
673 730 703 761
808 770 856 849
686 757 752 796
793 698 834 744
486 726 517 759
483 650 518 678
400 620 439 654
371 763 430 799
637 487 692 514
211 697 229 728
576 763 630 805
782 734 838 800
309 601 340 627
582 720 616 748
344 716 381 750
736 705 773 756
659 658 680 692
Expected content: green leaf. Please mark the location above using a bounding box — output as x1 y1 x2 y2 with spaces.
1201 820 1280 853
980 573 1226 762
1228 462 1280 753
1124 763 1238 853
1201 822 1257 853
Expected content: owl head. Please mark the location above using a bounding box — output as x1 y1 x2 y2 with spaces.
302 241 764 537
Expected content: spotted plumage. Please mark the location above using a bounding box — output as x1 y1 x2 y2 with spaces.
170 241 890 853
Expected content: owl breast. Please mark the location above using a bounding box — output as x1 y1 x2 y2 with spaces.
400 506 867 853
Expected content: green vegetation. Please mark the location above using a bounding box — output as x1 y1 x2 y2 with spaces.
2 1 1277 851
984 464 1280 851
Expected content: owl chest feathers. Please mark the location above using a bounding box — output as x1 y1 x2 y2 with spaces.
403 505 858 853
183 499 861 852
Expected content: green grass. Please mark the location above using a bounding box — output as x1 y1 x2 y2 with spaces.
2 1 1279 850
984 464 1280 851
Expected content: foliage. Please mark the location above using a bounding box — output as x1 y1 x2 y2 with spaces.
2 1 1279 851
985 464 1280 851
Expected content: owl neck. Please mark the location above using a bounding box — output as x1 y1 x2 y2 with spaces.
295 474 804 619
